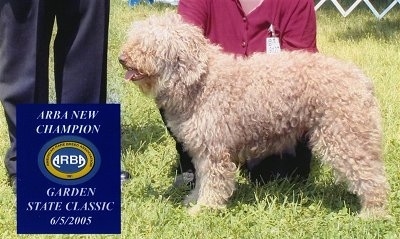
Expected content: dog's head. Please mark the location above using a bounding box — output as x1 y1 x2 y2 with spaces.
119 12 209 97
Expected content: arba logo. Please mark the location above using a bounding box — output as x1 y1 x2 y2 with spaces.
38 136 101 185
52 154 86 169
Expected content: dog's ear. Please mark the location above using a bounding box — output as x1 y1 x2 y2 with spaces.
138 13 209 87
163 13 209 86
175 35 208 87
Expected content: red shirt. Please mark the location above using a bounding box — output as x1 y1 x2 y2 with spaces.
177 0 318 56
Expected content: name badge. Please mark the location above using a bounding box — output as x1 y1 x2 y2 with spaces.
266 24 281 54
266 37 281 54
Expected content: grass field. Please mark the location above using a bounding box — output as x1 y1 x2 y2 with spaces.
0 1 399 238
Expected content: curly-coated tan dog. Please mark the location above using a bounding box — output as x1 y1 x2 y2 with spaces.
119 13 389 217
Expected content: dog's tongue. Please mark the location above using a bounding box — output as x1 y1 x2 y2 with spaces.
125 70 137 81
124 68 145 81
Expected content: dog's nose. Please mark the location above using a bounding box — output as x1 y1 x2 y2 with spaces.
118 53 128 65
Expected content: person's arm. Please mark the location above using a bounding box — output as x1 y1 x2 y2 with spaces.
279 0 318 52
177 0 208 33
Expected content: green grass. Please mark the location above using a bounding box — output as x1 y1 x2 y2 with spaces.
1 0 400 238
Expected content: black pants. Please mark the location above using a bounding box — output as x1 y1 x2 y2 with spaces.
161 109 312 184
245 137 312 183
0 0 109 176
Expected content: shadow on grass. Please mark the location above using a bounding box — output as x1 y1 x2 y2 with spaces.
121 119 168 157
230 178 360 215
148 163 361 215
317 0 400 42
338 17 400 42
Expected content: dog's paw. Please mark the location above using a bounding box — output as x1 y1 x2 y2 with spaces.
187 204 203 216
358 208 391 220
187 204 227 216
183 193 198 206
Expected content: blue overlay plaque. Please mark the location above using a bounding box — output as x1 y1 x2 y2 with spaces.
17 104 121 234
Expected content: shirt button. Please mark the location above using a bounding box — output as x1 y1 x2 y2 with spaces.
242 17 247 22
241 41 246 47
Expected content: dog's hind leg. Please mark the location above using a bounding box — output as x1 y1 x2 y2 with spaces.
309 118 389 218
186 151 236 214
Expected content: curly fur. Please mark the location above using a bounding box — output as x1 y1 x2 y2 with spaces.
119 13 390 217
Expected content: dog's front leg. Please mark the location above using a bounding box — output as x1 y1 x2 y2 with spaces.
186 152 237 215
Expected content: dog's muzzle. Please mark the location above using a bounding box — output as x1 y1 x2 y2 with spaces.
118 53 146 81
